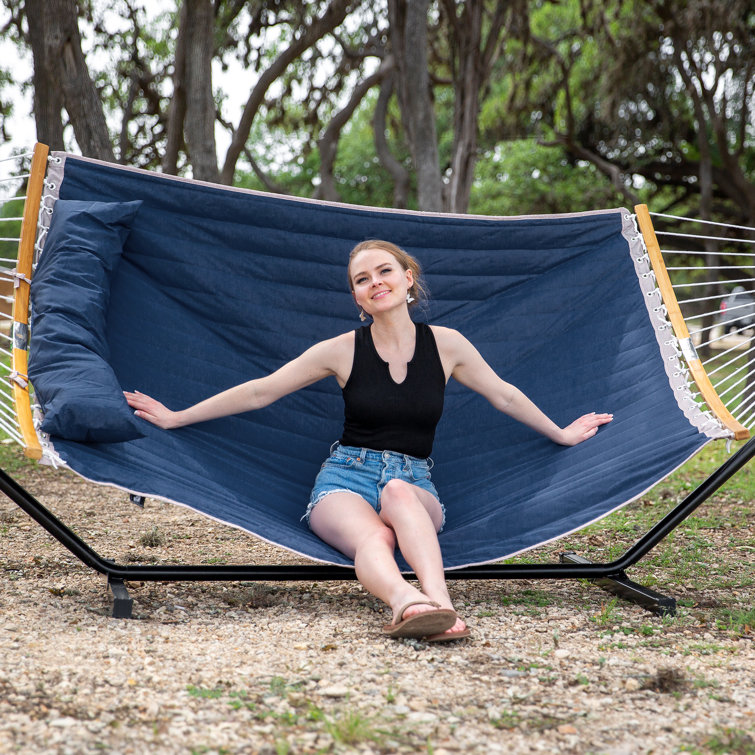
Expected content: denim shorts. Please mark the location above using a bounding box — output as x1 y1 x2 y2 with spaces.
304 442 445 530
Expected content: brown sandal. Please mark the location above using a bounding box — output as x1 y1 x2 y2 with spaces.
382 600 457 639
425 627 472 643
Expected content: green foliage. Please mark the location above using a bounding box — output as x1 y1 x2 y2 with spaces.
470 140 628 216
0 193 23 263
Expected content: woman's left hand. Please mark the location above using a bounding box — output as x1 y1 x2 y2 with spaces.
558 412 613 446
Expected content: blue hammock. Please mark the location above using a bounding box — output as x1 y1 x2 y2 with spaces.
28 154 722 570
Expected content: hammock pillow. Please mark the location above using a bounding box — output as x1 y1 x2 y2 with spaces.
29 199 145 442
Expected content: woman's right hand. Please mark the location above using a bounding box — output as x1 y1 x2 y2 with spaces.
124 390 182 430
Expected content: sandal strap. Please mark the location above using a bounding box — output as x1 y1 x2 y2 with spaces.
393 600 441 625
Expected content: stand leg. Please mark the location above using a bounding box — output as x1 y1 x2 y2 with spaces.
560 552 676 617
107 576 134 619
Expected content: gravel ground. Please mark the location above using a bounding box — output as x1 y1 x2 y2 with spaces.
0 459 753 755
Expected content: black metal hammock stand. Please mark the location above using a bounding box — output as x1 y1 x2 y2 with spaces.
0 145 753 619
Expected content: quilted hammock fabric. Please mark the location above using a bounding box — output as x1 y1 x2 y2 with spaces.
30 154 718 569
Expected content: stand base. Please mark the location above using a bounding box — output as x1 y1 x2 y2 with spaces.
107 576 134 619
560 552 676 617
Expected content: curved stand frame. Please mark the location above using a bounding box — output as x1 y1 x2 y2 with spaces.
3 434 754 618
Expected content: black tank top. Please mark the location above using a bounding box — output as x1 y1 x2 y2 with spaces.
340 323 446 458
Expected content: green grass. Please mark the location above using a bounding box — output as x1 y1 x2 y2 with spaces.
0 440 37 476
679 726 755 755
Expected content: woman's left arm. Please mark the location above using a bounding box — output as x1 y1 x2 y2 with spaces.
433 327 612 446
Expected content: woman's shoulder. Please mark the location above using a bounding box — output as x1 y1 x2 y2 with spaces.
312 329 355 352
428 324 467 347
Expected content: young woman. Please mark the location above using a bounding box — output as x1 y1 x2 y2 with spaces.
125 240 612 642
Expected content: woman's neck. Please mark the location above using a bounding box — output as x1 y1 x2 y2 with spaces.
369 308 415 346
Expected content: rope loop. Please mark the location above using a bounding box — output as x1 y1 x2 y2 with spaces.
12 271 31 288
9 371 28 389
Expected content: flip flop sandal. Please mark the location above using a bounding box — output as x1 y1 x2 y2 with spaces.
425 627 472 643
382 600 458 639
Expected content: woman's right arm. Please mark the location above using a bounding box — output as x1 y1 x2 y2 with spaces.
124 333 353 430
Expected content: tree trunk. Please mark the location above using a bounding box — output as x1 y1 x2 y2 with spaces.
162 1 189 175
315 59 392 202
388 0 443 212
373 70 409 209
26 4 65 151
444 0 483 214
182 0 219 182
26 0 114 160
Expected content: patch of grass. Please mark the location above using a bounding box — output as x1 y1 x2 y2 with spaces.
324 709 382 747
500 588 557 609
269 675 303 697
186 685 225 700
490 710 522 730
714 607 755 636
138 526 164 547
683 642 732 656
0 440 38 475
590 598 621 626
699 726 755 755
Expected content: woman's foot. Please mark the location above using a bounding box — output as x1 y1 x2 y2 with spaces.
417 587 469 641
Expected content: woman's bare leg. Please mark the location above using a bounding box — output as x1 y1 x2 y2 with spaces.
378 479 467 635
309 492 442 622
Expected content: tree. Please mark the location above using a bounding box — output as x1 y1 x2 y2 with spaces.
24 0 113 160
486 0 755 226
219 0 355 185
388 0 443 210
164 0 218 180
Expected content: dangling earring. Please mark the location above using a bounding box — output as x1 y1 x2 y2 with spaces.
406 293 415 304
359 309 367 322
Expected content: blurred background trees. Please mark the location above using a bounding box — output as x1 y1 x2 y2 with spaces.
0 0 752 224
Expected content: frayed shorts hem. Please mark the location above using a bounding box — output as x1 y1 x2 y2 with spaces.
301 488 357 526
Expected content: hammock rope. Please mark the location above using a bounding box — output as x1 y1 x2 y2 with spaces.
643 208 755 432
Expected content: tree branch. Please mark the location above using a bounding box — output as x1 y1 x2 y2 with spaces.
220 0 352 185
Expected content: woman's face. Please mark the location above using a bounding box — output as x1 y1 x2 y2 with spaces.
349 248 413 319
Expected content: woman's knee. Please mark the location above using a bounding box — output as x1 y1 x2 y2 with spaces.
356 525 397 554
380 479 423 518
380 479 443 532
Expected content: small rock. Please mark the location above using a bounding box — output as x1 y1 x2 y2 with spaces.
624 678 641 691
554 648 570 659
407 711 437 724
320 684 349 698
48 718 76 728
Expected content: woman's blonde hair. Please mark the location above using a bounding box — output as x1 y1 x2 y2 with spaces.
348 240 428 309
